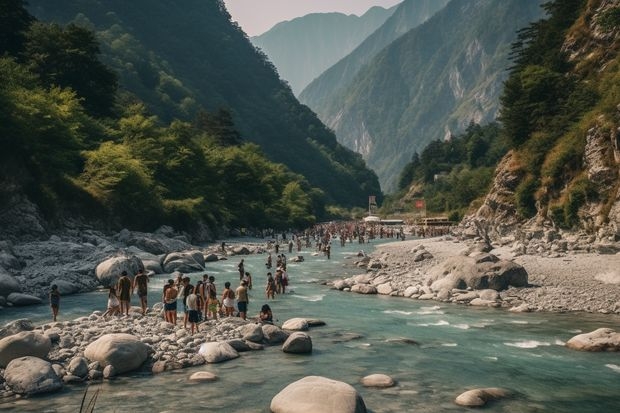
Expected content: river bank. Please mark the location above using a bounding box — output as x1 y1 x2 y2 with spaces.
349 235 620 314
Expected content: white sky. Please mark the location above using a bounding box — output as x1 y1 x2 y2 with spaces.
222 0 403 36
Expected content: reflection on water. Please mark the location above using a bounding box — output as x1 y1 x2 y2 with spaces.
1 238 619 412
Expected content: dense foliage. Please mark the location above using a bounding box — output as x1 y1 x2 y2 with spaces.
27 0 381 207
498 0 619 228
384 123 507 221
0 0 340 235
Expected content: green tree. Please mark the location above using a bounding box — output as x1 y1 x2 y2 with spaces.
0 0 34 56
23 22 118 116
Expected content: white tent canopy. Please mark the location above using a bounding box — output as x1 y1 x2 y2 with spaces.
363 215 381 223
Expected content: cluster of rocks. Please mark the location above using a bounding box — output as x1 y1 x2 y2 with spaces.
333 242 528 309
0 311 318 398
0 225 263 308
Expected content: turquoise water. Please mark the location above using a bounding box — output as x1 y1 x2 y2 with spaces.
0 239 619 412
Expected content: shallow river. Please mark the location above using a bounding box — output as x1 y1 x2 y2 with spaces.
0 238 618 412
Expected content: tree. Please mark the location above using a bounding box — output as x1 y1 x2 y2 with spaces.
23 22 118 116
194 108 242 146
0 0 34 56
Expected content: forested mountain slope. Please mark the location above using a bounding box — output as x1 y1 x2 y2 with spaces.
299 0 448 112
251 6 396 96
471 0 620 238
27 0 381 207
305 0 544 192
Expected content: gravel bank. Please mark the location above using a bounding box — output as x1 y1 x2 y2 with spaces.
370 237 620 314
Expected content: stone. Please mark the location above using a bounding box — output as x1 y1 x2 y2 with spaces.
305 319 326 327
68 356 89 378
376 283 393 295
0 267 21 296
198 342 239 363
4 356 62 395
262 324 289 345
282 332 312 354
162 250 205 273
103 364 116 379
95 256 143 288
6 292 42 306
566 328 620 351
427 256 528 292
413 251 433 262
84 333 150 374
239 323 264 342
361 374 395 388
403 286 419 297
271 376 366 413
350 284 377 294
226 339 252 352
0 319 34 339
0 331 51 367
282 318 309 331
455 388 510 407
189 371 218 382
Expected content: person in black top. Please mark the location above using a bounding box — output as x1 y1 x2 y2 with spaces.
49 284 60 321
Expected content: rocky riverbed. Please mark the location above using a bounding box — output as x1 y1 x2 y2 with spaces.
335 230 620 314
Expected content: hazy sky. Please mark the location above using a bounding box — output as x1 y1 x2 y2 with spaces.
223 0 403 36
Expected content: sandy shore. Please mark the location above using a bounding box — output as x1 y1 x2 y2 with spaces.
370 237 620 314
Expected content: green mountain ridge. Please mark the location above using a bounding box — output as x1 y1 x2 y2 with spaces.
27 0 381 208
251 6 396 96
304 0 544 193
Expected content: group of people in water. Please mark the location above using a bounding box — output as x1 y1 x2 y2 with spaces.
50 223 417 323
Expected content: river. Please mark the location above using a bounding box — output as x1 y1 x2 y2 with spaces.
0 238 618 412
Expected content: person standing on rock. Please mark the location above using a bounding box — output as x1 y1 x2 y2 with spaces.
49 284 60 321
186 287 199 335
181 276 194 329
133 268 149 315
236 280 249 320
117 271 132 316
163 279 178 324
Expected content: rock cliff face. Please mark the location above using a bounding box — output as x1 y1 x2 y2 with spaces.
470 0 620 240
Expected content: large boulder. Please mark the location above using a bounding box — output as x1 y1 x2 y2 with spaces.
238 324 264 343
125 232 192 255
0 267 21 296
262 324 290 345
455 388 510 407
566 328 620 351
270 376 367 413
0 319 34 339
427 255 528 292
350 284 377 295
282 332 312 354
95 256 143 287
84 333 150 374
4 356 62 395
198 341 239 363
162 250 205 273
6 292 42 306
282 318 309 331
0 331 51 367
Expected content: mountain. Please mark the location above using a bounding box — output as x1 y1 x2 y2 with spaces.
302 0 545 192
251 6 396 96
299 0 449 114
27 0 381 208
470 0 620 238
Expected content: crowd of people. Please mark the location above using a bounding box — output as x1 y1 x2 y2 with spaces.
49 222 451 326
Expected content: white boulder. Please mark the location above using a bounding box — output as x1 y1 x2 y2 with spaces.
271 376 366 413
4 356 62 395
0 331 51 367
198 342 239 363
84 333 150 374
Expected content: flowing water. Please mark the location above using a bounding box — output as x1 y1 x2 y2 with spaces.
0 238 618 412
